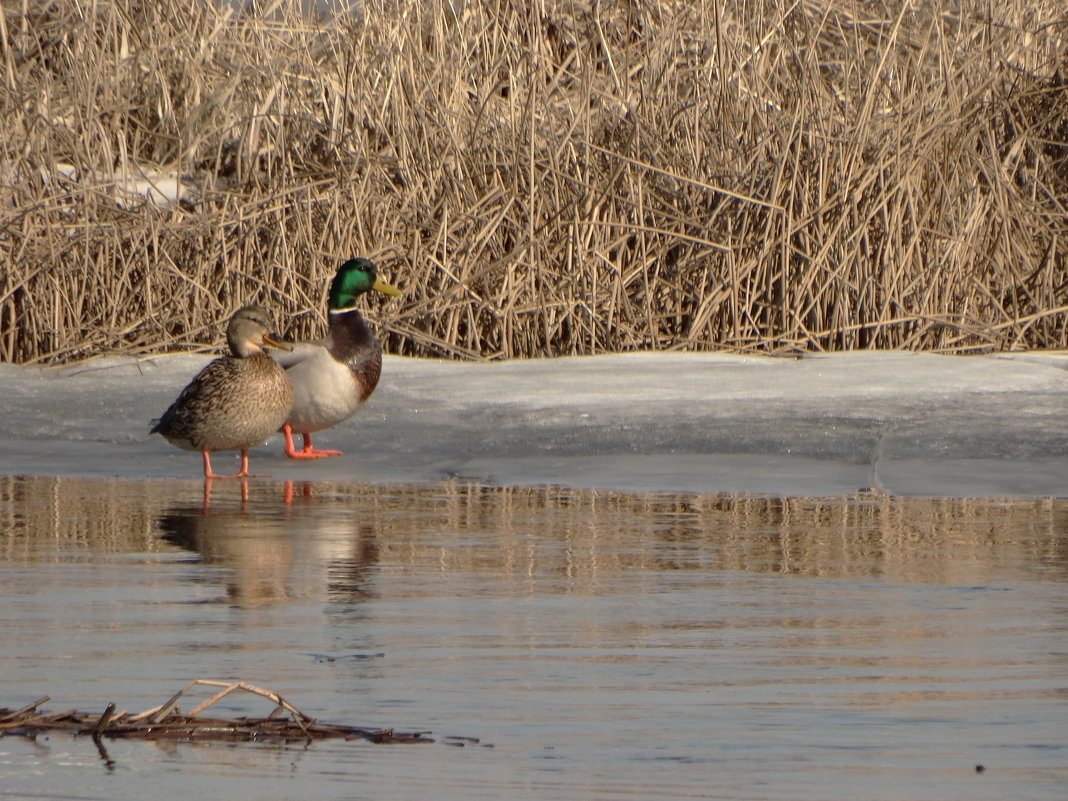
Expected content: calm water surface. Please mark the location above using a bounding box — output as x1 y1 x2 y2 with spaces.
1 475 1066 800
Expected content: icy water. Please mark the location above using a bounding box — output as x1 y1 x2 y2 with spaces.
1 475 1067 801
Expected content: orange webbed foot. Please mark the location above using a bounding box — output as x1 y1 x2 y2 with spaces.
289 446 342 460
283 428 342 459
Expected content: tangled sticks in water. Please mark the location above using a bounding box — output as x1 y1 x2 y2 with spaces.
0 679 436 746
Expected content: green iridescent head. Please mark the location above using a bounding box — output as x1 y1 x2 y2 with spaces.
328 258 402 312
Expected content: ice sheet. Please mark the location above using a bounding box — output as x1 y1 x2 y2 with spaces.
1 351 1066 496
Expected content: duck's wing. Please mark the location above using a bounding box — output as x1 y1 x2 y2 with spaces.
150 357 235 436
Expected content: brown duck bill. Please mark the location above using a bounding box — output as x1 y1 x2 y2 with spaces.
263 334 294 351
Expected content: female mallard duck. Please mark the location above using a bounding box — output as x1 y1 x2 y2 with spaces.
273 257 402 459
152 305 294 479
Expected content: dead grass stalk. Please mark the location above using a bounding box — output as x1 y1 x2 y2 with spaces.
1 0 1066 363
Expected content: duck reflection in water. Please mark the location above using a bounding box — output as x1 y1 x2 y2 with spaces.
201 476 248 508
155 484 379 606
200 477 311 508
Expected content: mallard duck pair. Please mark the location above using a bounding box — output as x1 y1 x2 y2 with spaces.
153 258 401 478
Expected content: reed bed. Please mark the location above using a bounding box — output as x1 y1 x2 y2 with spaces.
1 0 1065 364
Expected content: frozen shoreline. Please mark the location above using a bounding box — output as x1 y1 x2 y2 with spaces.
2 351 1067 497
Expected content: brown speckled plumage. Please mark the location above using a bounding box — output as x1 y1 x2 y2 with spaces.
152 306 294 478
152 352 293 451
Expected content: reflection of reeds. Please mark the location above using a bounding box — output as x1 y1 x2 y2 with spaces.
359 484 1068 586
4 476 1066 588
0 474 174 559
1 1 1065 364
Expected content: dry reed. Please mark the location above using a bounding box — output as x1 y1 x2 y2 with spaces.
1 0 1066 364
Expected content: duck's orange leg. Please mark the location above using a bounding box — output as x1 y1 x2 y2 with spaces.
201 449 229 480
231 449 268 478
282 424 342 459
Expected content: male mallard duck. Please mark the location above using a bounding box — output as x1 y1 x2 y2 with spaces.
273 257 402 459
152 305 294 479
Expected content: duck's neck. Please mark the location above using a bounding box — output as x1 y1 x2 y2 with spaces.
327 308 382 401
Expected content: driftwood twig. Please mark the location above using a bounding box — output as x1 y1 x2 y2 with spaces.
0 680 435 746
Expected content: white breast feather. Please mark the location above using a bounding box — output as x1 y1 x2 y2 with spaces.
279 345 362 433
